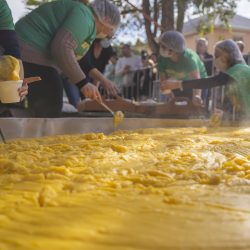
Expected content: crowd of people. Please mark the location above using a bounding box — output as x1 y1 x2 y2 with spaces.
0 0 250 119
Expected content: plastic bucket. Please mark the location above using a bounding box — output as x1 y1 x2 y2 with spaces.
0 80 23 103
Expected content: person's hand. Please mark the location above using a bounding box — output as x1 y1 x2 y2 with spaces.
18 84 28 101
81 83 102 104
101 79 118 97
192 95 203 107
18 77 41 101
160 79 182 92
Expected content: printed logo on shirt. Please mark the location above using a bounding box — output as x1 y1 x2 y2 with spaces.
81 42 90 50
75 42 90 60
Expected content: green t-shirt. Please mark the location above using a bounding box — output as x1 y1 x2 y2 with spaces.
158 48 207 97
158 48 207 80
0 0 14 30
225 63 250 117
15 0 96 59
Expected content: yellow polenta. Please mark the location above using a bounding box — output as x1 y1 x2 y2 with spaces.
113 111 124 128
0 56 20 81
0 127 250 250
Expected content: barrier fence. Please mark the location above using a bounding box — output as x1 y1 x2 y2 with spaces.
116 54 250 115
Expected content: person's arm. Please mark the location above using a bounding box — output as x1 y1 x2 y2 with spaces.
50 29 101 103
89 68 108 83
184 72 232 89
50 5 102 103
89 68 118 96
0 30 20 59
161 72 232 91
50 28 87 84
52 3 95 82
189 70 202 106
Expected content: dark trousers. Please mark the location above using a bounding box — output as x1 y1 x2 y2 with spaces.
23 62 63 117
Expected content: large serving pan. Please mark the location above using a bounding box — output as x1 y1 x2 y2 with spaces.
1 118 250 250
0 117 210 140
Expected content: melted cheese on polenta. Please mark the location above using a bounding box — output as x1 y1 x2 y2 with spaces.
0 127 250 250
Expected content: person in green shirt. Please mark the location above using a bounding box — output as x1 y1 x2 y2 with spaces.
0 0 14 30
15 0 120 117
161 39 250 120
0 0 40 106
158 30 207 106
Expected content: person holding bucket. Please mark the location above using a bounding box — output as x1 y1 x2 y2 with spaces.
0 0 40 104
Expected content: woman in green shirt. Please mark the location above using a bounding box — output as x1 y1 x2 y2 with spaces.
158 31 207 106
15 0 120 117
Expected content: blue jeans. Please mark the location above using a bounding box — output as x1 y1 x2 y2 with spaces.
62 77 81 108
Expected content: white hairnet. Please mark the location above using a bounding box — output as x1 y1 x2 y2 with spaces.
215 39 245 65
160 31 186 53
91 0 120 29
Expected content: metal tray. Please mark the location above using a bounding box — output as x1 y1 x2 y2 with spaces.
0 118 209 140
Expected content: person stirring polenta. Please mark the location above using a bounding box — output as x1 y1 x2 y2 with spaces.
158 31 207 106
15 0 120 117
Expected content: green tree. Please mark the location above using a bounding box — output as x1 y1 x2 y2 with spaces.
25 0 239 53
111 0 238 53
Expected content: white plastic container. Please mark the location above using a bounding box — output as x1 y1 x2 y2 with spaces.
0 80 23 103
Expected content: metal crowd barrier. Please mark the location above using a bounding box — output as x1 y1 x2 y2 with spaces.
115 54 249 114
118 65 158 101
